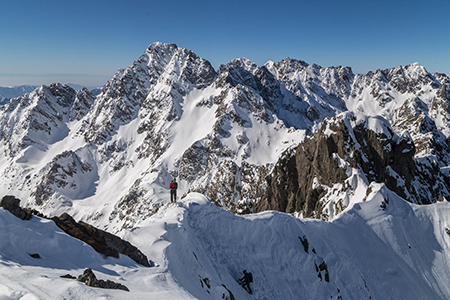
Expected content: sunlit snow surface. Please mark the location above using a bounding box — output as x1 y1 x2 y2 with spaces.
3 190 450 299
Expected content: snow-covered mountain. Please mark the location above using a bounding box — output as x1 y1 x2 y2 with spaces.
1 42 448 227
1 42 450 299
257 62 450 220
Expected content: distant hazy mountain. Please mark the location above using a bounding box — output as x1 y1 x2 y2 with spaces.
0 95 8 106
0 85 102 103
0 85 38 99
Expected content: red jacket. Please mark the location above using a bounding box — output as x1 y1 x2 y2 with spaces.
170 182 178 190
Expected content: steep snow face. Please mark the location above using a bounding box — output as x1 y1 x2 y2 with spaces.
5 191 450 299
154 191 450 300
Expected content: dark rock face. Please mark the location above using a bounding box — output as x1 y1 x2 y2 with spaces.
0 196 32 220
258 113 450 218
258 121 352 216
52 213 151 267
77 268 129 291
315 260 330 282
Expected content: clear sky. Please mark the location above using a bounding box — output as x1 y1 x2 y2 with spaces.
1 0 449 87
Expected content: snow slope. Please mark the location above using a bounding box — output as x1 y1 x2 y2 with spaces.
0 207 196 300
4 190 450 299
150 191 450 300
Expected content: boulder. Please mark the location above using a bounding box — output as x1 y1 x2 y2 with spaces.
0 196 32 220
53 213 151 267
77 268 129 291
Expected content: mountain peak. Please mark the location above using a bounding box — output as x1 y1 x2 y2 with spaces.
146 42 178 53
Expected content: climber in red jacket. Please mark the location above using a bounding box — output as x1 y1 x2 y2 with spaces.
170 178 178 203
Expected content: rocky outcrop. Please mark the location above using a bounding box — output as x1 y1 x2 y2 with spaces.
258 113 450 218
77 268 129 291
0 196 32 220
52 213 151 267
221 284 236 300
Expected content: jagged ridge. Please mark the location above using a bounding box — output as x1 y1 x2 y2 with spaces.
0 42 448 230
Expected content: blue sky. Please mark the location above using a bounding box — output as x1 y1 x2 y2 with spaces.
1 0 449 87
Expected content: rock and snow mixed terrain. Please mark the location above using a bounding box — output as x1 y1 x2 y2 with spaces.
1 42 450 299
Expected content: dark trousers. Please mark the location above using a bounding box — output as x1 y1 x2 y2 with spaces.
241 282 252 294
170 189 177 202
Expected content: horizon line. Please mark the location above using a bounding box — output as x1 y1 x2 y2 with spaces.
0 73 110 78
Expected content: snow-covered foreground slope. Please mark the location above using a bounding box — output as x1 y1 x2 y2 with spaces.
151 191 450 300
0 205 197 300
4 190 450 299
